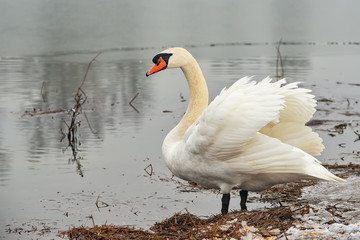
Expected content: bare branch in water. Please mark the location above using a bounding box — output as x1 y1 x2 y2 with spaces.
21 53 102 177
354 130 360 142
22 108 68 117
129 92 140 113
276 38 284 79
77 52 102 95
95 195 110 211
41 81 46 102
64 52 101 177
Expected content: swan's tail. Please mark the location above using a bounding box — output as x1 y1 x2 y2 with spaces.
305 160 345 183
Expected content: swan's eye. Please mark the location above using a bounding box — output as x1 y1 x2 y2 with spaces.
156 57 165 66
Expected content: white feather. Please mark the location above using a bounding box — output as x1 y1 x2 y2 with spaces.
260 122 324 155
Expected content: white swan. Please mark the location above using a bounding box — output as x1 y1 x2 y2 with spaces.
146 47 345 214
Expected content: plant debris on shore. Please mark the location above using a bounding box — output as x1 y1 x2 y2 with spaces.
61 205 309 240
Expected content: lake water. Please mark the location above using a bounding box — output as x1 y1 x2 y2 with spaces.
1 1 360 239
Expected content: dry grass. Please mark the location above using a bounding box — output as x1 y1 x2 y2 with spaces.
61 205 309 239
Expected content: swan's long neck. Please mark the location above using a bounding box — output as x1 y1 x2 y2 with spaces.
172 57 209 139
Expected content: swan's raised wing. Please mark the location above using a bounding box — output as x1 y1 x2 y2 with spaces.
276 81 316 124
259 82 324 155
183 77 286 161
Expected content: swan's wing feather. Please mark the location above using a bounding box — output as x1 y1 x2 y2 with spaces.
226 133 343 182
226 133 313 174
275 81 317 124
184 77 286 160
259 81 323 154
260 122 324 155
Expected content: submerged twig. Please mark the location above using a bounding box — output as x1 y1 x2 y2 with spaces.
41 81 46 102
144 164 153 176
276 38 284 79
95 195 110 211
129 92 140 113
83 112 98 135
65 113 83 177
338 143 346 148
354 131 360 142
59 128 67 142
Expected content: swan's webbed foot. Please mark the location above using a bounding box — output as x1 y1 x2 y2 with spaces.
221 193 230 214
240 190 248 211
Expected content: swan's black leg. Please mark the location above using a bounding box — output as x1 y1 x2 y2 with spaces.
240 190 248 210
221 193 230 214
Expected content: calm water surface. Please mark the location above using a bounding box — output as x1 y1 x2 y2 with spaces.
1 1 360 239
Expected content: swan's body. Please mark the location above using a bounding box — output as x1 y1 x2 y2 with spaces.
146 47 344 213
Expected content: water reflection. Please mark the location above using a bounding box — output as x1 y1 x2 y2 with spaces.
0 143 11 187
207 55 312 86
0 56 156 181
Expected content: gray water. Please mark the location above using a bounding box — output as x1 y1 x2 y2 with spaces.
1 1 360 239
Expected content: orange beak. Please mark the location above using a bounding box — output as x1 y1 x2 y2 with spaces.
146 57 167 76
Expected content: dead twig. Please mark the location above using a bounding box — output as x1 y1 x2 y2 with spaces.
354 131 360 142
129 92 140 113
41 80 46 102
276 38 284 79
95 195 110 211
338 143 346 148
88 215 96 227
144 164 153 176
279 220 289 240
23 108 67 117
77 52 102 96
184 208 197 227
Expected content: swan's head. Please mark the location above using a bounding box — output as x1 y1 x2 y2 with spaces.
146 47 193 76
